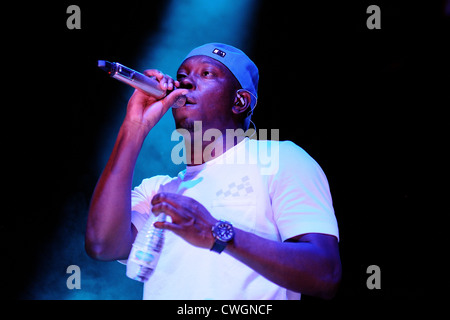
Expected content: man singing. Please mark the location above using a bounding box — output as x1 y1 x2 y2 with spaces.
86 43 341 299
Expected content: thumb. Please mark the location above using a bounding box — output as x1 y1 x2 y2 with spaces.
162 89 189 109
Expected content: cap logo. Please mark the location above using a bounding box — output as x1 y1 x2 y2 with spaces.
212 48 226 58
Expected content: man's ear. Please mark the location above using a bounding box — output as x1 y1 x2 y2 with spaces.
232 90 251 115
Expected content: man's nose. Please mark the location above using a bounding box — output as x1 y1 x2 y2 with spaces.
179 76 195 90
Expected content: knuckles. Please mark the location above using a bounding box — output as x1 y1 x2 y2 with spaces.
151 192 166 204
151 193 213 223
151 202 170 213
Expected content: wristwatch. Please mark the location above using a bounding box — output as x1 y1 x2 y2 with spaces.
211 220 235 254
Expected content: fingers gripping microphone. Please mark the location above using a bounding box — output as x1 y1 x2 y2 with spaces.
98 60 186 108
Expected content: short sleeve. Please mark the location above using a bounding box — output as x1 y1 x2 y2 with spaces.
270 141 339 242
130 175 174 232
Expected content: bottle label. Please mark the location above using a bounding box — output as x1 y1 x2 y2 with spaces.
128 245 160 269
135 250 155 263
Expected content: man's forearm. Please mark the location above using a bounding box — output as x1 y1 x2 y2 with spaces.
85 121 147 260
225 229 341 299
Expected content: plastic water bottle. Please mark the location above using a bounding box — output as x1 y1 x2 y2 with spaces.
126 213 166 282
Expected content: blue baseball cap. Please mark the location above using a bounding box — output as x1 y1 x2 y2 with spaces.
183 43 259 111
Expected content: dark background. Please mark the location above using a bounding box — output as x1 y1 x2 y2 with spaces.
3 0 448 302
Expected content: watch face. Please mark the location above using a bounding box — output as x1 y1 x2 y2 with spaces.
215 221 234 242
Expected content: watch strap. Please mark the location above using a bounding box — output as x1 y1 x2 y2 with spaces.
210 239 227 254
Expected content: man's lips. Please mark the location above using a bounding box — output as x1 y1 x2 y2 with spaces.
184 97 196 106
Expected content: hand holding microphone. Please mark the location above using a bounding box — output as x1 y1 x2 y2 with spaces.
98 60 187 108
98 60 188 133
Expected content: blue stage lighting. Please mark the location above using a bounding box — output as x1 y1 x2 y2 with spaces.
32 0 260 300
132 0 259 187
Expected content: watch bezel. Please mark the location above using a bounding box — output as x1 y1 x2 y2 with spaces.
212 220 235 242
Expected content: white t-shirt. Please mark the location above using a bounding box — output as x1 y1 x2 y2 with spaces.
129 138 339 300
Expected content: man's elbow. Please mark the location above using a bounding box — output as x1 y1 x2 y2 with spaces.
298 258 342 300
85 236 129 261
85 239 112 261
317 261 342 300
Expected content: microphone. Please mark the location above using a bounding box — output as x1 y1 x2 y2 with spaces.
98 60 186 108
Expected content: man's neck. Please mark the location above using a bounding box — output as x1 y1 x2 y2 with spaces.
182 128 247 166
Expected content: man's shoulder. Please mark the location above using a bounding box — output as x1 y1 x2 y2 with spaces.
249 139 315 163
250 138 306 152
244 139 317 176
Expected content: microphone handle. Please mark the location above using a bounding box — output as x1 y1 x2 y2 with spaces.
115 67 167 99
98 60 166 99
98 60 186 108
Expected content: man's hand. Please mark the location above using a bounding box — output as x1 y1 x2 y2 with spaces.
151 193 218 249
124 70 188 134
